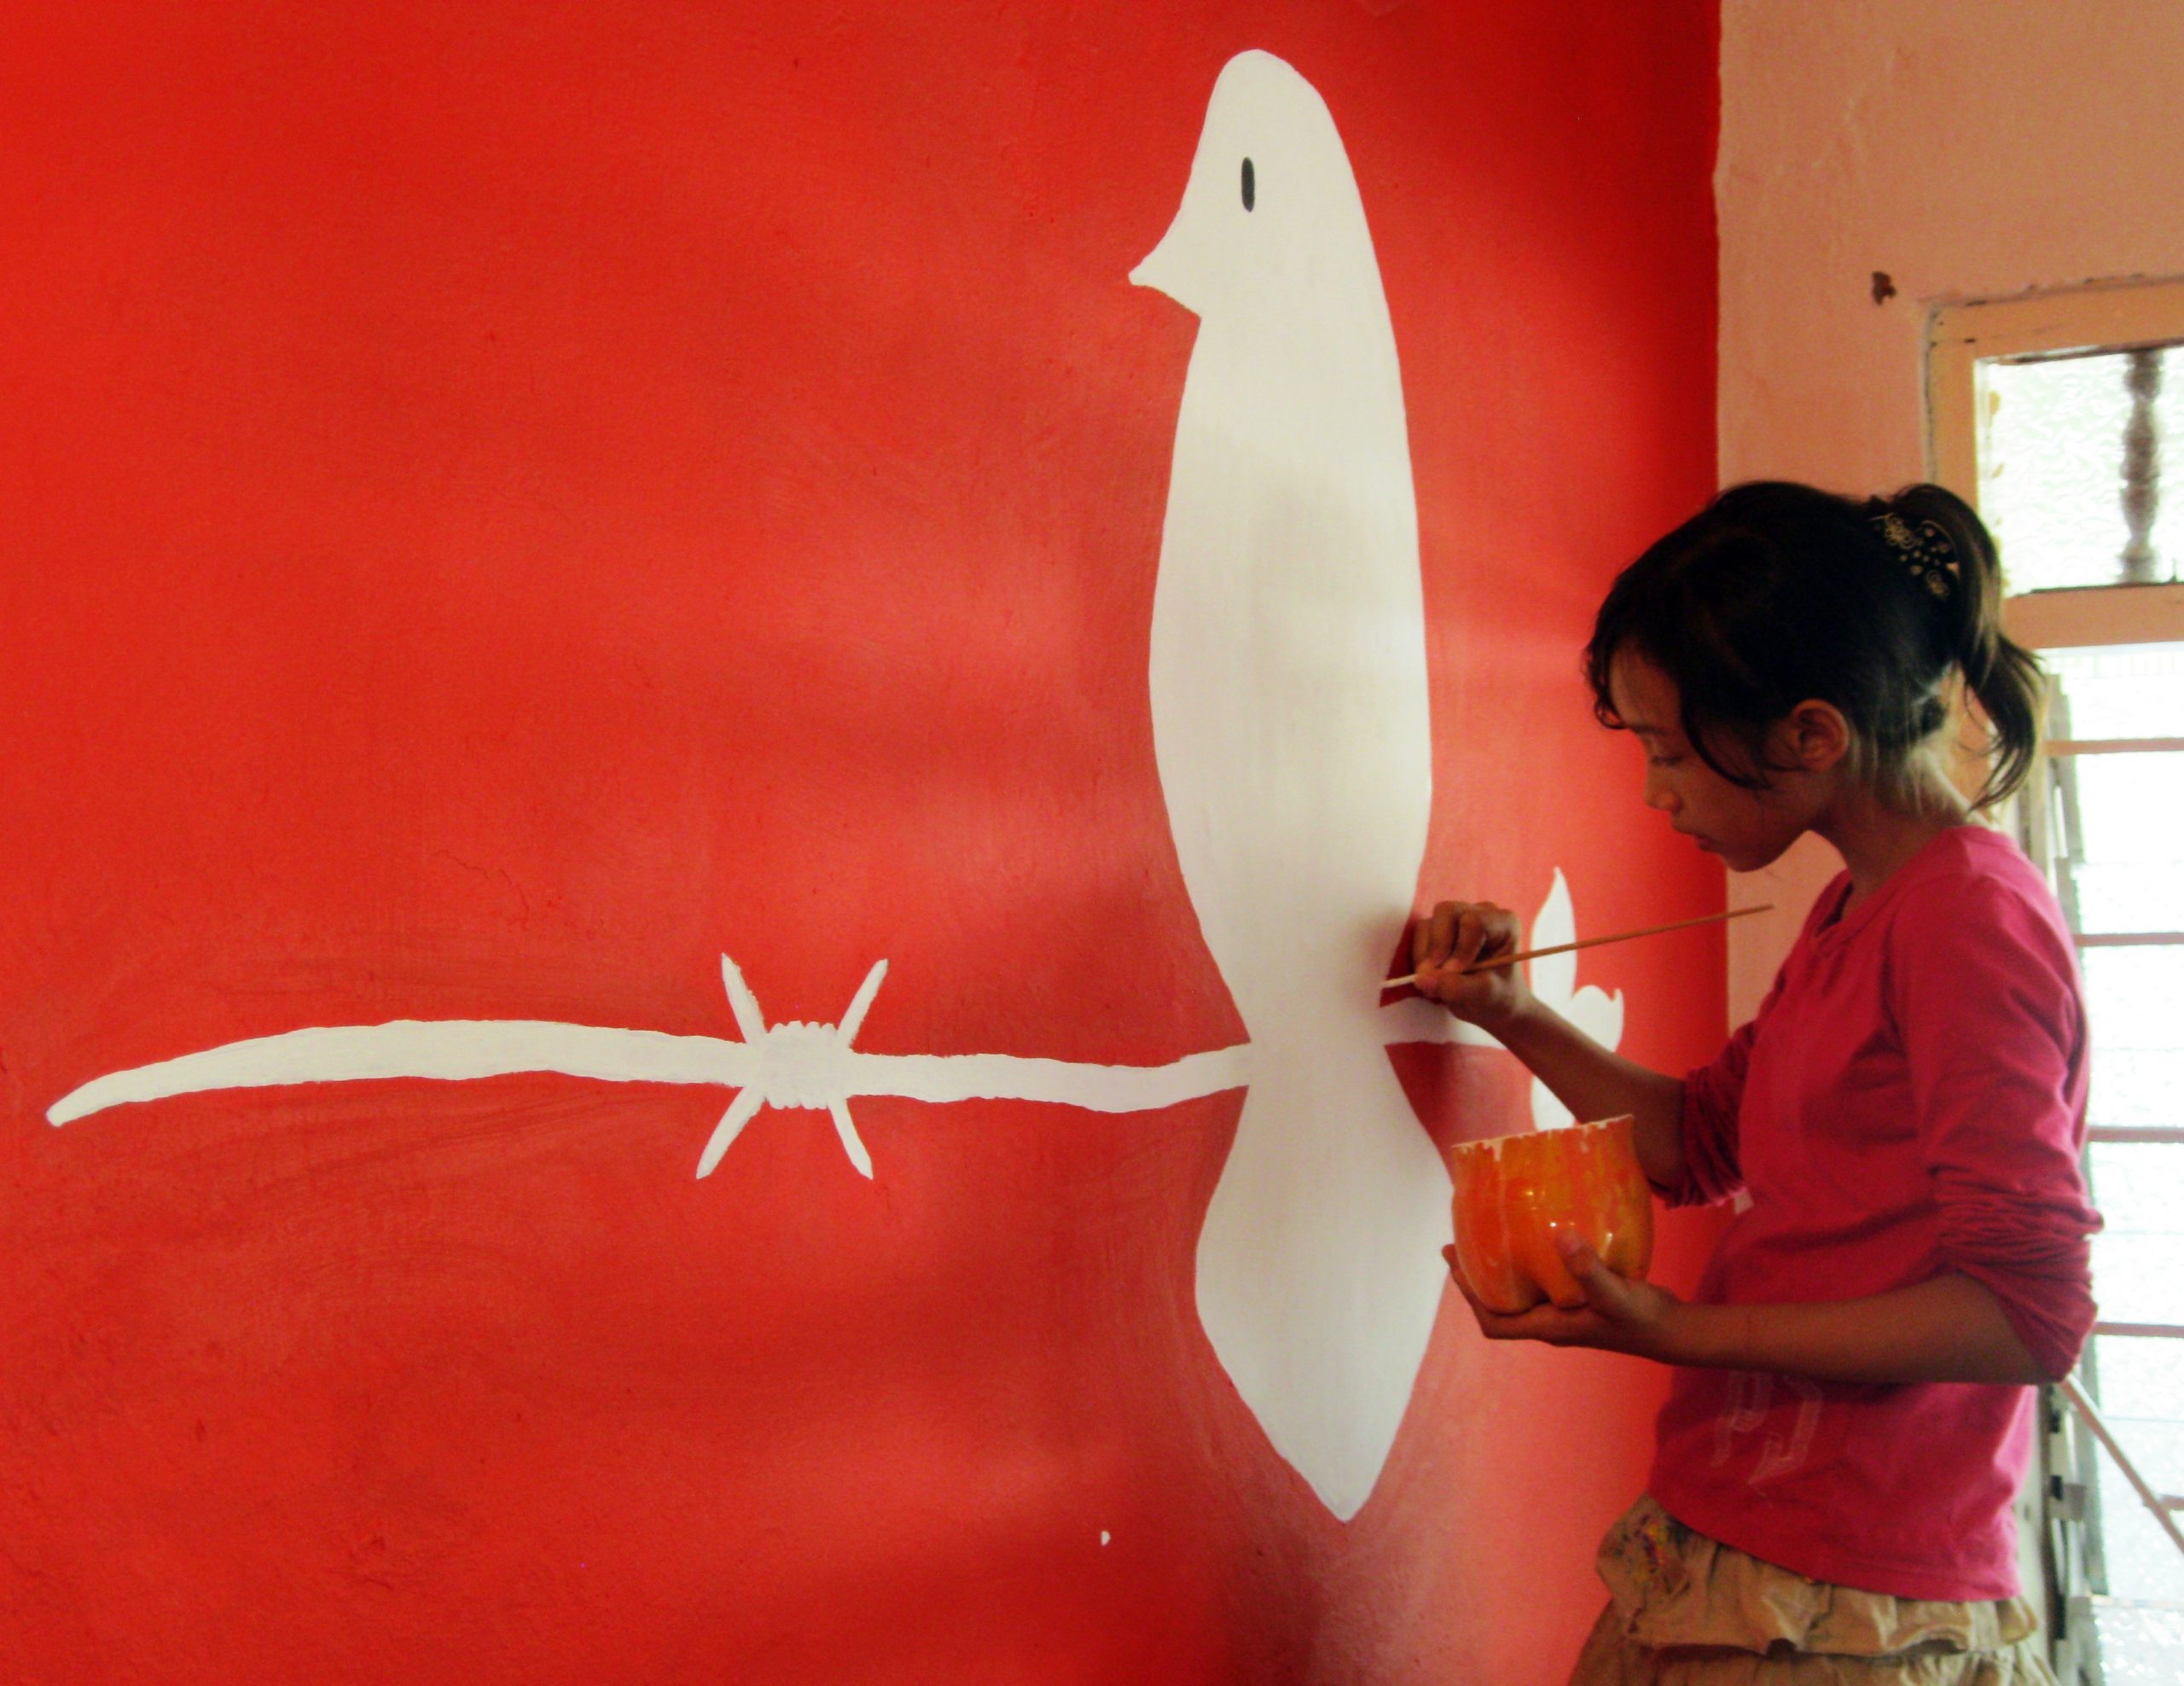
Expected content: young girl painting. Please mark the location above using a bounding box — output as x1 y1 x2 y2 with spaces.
1413 483 2100 1683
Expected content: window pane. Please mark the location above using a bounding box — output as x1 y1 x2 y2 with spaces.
2094 1455 2184 1603
2072 867 2184 933
2065 753 2184 933
2090 1142 2184 1241
2088 1233 2184 1325
1984 348 2182 591
2090 1333 2184 1608
2094 1331 2184 1419
2083 948 2184 1054
2090 1049 2184 1130
2089 1605 2184 1683
2083 1146 2184 1610
2045 642 2184 739
2098 1410 2183 1503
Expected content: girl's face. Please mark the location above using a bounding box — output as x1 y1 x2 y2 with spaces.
1606 651 1822 874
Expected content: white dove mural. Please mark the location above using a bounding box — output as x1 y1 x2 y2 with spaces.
43 50 1627 1522
1130 49 1450 1519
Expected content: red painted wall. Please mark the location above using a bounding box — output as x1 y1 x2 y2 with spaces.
0 4 1719 1681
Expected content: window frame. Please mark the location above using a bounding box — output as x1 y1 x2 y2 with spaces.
1928 277 2184 642
1926 277 2184 1684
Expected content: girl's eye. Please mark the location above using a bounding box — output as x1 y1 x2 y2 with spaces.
1647 754 1685 770
1241 158 1255 212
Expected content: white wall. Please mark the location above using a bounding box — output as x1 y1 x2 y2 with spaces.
1716 0 2184 1017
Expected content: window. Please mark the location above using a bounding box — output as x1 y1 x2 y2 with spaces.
1931 282 2184 1685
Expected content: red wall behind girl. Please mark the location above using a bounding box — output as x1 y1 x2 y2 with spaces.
0 3 1720 1680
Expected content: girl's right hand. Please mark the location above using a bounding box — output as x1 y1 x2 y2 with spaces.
1411 900 1532 1030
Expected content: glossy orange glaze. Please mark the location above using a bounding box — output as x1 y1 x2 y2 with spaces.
1448 1115 1654 1314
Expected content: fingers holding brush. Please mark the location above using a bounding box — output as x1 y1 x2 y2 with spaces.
1410 900 1530 1026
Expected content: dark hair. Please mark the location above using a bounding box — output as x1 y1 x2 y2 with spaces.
1583 481 2044 811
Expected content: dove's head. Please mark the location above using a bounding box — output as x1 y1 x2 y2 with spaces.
1131 51 1378 323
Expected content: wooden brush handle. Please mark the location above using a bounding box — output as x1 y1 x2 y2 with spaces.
1385 903 1772 991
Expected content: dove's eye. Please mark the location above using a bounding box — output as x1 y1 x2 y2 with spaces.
1240 157 1255 212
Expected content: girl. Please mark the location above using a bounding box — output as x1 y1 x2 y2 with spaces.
1412 483 2100 1684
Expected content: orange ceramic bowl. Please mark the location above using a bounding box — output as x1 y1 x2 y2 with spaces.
1448 1115 1654 1314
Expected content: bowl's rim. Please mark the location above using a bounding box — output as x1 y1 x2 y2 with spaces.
1446 1113 1635 1154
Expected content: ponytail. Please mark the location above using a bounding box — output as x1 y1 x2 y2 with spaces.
1869 484 2045 810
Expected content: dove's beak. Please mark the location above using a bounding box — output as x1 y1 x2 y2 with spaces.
1130 218 1192 309
1129 245 1170 299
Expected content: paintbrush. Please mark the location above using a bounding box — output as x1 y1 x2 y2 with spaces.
1383 903 1771 991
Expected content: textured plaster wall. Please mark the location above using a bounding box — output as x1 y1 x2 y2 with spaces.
0 5 1720 1681
1716 0 2184 1016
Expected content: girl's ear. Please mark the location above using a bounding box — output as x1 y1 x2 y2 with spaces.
1780 699 1852 773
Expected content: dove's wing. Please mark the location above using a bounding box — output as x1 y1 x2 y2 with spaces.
1526 869 1628 1131
1530 869 1579 1009
1570 983 1627 1052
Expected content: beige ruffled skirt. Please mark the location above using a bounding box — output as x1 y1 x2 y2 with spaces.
1570 1497 2057 1684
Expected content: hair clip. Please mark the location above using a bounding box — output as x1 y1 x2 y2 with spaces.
1870 512 1959 601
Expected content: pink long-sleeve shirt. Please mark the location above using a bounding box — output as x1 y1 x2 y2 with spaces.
1648 825 2101 1602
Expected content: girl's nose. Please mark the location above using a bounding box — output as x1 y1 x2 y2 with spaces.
1643 768 1678 812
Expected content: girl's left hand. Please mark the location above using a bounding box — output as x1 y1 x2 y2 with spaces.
1443 1234 1693 1363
